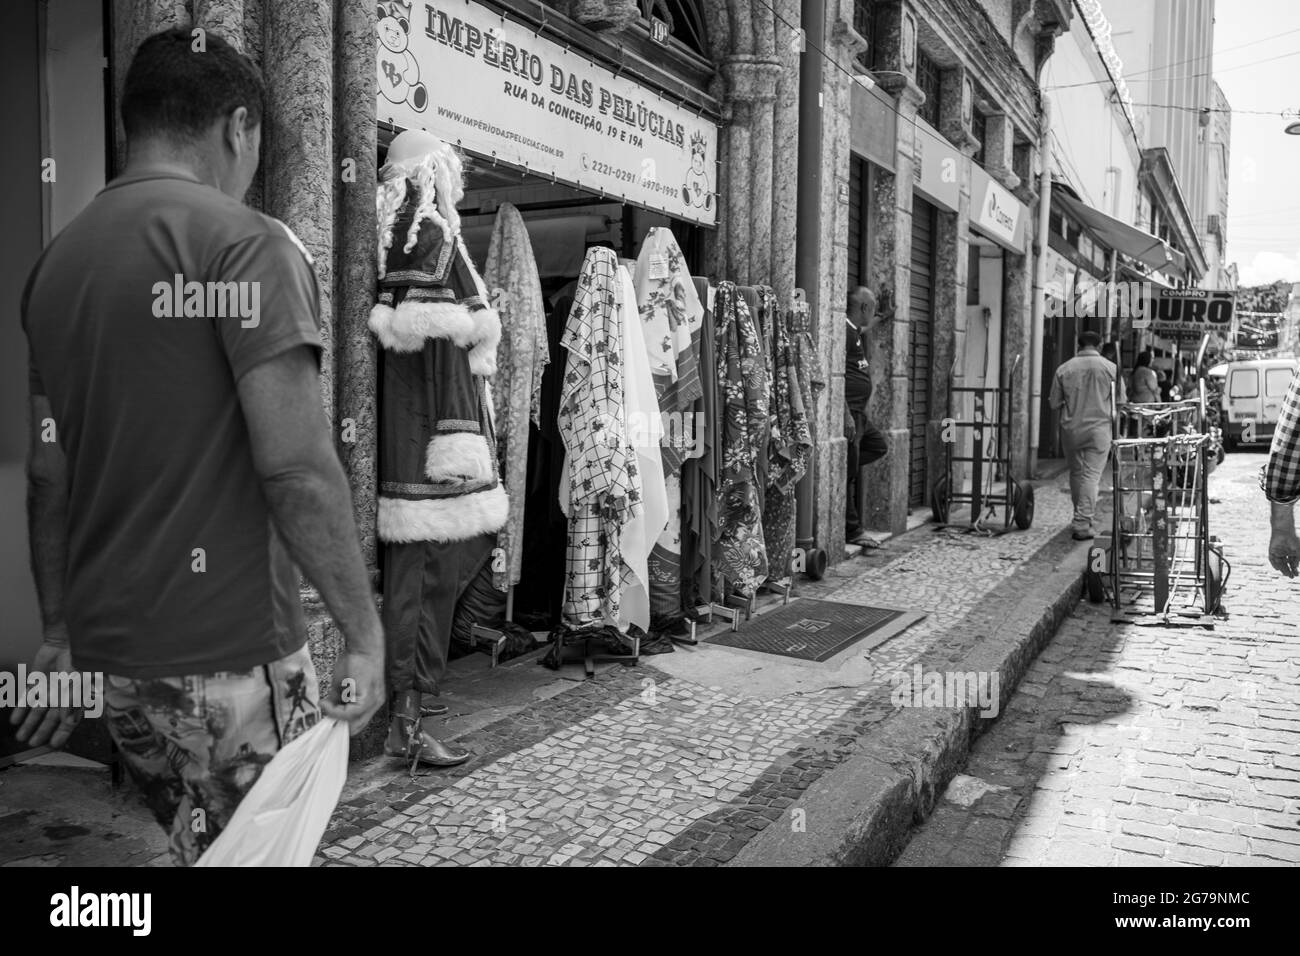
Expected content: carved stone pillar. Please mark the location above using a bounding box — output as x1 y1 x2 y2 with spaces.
716 55 783 286
862 77 925 536
335 0 379 573
262 0 334 422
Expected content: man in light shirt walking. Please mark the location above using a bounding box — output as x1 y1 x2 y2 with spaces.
1049 331 1126 540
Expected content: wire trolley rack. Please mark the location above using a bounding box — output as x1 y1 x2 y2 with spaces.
1082 380 1230 627
930 353 1035 534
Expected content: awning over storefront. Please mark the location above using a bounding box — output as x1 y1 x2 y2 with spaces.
1054 190 1186 274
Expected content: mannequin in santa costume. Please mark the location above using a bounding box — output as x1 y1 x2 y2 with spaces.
372 129 506 766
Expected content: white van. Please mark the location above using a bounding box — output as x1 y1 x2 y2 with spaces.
1221 357 1299 449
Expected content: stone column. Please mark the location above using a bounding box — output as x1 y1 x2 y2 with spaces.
192 0 244 50
335 0 379 572
861 0 926 535
982 113 1021 191
770 0 802 309
111 0 189 172
817 4 867 562
262 0 335 422
1004 249 1032 480
931 65 977 514
716 55 783 285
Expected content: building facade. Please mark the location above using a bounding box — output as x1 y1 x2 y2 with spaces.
8 2 1148 757
1201 80 1232 290
829 0 1071 539
1107 0 1220 284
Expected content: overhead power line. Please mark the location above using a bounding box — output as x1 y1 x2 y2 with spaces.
1046 44 1300 92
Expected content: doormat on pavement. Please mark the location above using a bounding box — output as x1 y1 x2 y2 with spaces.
705 600 925 662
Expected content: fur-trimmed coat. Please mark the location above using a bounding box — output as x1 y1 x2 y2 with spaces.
372 171 507 544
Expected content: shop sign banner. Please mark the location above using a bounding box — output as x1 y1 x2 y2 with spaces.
1143 289 1236 337
972 168 1026 251
377 0 719 226
912 119 959 212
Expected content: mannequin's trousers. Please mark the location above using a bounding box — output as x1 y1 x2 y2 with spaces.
382 532 496 695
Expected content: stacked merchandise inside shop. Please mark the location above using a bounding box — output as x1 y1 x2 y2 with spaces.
371 130 823 677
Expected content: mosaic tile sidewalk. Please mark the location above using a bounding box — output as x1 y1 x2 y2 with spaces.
316 472 1083 866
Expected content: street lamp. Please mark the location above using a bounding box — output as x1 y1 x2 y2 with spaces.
1285 109 1300 135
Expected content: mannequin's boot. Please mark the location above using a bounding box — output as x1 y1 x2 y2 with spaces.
385 689 471 767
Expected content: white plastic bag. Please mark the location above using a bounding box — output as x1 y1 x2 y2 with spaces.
195 717 349 867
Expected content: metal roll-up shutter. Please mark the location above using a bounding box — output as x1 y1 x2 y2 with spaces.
908 196 937 509
848 156 866 290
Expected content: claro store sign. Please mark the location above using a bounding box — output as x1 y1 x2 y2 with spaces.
377 0 720 226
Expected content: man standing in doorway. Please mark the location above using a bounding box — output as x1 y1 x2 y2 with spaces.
1049 330 1125 540
845 285 889 546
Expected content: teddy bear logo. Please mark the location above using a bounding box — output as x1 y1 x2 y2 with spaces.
681 130 712 212
377 1 428 113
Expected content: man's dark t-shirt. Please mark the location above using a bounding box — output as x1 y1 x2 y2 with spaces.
845 318 872 411
22 171 322 678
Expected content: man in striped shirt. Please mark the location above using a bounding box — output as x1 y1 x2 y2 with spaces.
1261 364 1300 577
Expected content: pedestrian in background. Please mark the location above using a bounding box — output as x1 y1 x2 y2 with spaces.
1049 330 1126 540
15 28 384 864
844 285 889 546
1130 351 1161 404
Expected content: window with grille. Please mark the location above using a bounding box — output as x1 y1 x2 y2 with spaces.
916 49 940 127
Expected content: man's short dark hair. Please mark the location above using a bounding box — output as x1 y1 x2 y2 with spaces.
1078 330 1102 349
122 27 265 143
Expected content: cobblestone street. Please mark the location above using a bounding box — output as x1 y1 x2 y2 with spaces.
311 474 1078 867
897 450 1300 867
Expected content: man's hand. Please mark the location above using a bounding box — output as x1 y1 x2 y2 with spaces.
10 637 84 749
1269 501 1300 578
1269 525 1300 578
320 648 385 735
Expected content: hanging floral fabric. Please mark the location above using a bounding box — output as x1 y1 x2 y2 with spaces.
712 282 770 598
681 276 718 610
633 228 704 621
557 247 642 629
483 202 548 592
763 296 823 583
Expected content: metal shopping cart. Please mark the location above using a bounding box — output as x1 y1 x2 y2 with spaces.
930 353 1035 534
1082 380 1230 626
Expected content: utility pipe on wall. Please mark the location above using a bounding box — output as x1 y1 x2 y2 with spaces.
1029 97 1051 477
794 0 825 566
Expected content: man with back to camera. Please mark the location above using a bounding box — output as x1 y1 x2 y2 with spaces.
1049 330 1126 541
14 27 384 865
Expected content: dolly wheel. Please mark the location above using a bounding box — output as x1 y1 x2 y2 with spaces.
1083 545 1107 603
930 477 950 524
1013 483 1035 530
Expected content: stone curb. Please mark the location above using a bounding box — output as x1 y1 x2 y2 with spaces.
728 528 1092 867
